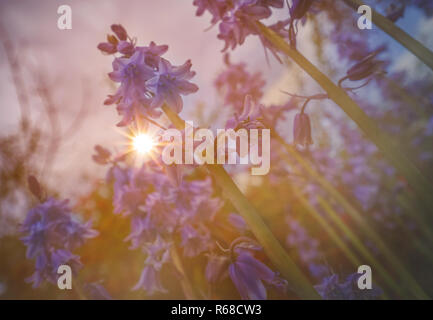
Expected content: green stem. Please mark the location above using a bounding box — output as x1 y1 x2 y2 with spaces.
257 21 433 214
161 104 321 299
342 0 433 71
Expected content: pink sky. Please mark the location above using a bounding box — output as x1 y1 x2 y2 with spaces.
0 0 288 198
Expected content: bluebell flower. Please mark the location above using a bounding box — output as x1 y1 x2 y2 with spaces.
293 112 313 147
226 95 265 130
117 40 135 55
25 249 82 288
113 184 146 216
181 225 211 257
105 161 223 293
224 237 287 299
137 41 169 69
193 0 231 24
338 48 386 89
229 248 287 299
146 58 199 113
193 0 283 51
106 50 156 126
20 198 98 287
133 264 167 295
133 236 171 295
218 0 271 51
100 26 199 124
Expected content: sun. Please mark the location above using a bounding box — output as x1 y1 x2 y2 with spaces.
132 133 155 154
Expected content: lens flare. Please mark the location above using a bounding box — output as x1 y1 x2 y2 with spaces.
132 133 155 154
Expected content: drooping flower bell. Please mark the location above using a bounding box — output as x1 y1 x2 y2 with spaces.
293 112 313 147
338 48 386 89
133 236 171 294
227 237 288 300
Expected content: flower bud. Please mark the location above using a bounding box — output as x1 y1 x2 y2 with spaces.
97 42 117 54
346 50 384 81
293 112 313 147
111 24 128 40
92 145 111 165
107 34 118 45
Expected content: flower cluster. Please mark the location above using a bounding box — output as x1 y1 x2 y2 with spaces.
193 0 284 51
98 25 198 126
103 157 290 299
104 160 223 294
96 25 297 299
20 197 98 287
